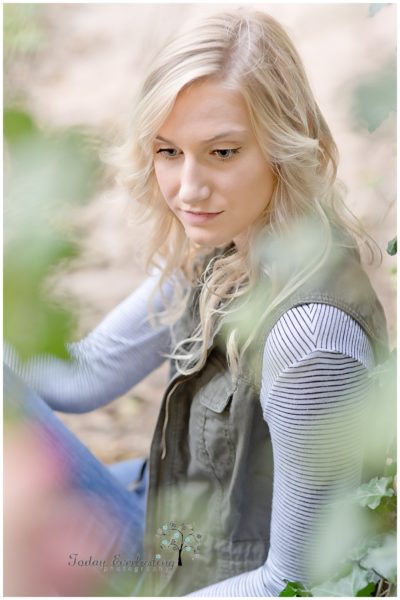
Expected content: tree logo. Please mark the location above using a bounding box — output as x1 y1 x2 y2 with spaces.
156 521 202 566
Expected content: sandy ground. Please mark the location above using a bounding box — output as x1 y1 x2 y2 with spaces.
6 3 396 465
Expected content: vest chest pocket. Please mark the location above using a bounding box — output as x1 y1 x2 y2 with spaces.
195 367 237 483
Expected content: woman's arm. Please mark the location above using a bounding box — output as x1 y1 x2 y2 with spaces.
188 303 374 596
4 270 178 413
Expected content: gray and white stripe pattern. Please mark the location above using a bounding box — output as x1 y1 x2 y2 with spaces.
3 273 173 413
189 303 374 596
4 276 375 597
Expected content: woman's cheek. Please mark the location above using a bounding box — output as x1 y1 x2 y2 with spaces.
158 174 177 207
163 193 178 217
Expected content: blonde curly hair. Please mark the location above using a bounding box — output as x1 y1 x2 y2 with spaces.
106 8 378 378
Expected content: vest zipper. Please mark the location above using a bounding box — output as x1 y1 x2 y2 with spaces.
161 335 222 459
160 378 183 460
160 371 198 459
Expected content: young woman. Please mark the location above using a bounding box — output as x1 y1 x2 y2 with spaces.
5 8 388 597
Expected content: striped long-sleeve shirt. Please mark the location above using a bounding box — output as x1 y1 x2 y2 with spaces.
4 270 374 596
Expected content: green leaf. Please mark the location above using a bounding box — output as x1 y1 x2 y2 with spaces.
387 237 397 256
311 564 374 596
346 535 383 562
356 581 377 596
352 59 396 133
4 107 99 360
4 4 44 56
360 533 397 583
356 476 395 509
3 107 37 141
383 459 397 478
279 580 312 596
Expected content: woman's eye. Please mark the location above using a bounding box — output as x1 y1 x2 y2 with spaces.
212 148 241 160
155 147 241 161
156 148 180 159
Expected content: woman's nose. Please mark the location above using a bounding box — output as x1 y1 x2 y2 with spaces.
178 159 211 205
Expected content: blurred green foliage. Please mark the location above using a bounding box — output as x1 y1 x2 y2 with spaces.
368 4 392 18
3 2 396 595
280 7 397 592
279 345 397 598
351 59 396 133
4 107 100 360
387 237 397 256
352 3 396 134
311 565 380 597
3 3 44 55
357 477 395 511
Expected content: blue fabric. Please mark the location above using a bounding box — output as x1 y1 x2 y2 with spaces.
107 457 148 493
4 364 148 594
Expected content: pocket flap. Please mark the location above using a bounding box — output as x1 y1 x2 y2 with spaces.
199 370 237 413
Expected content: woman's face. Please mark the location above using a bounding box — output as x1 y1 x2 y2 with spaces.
153 78 275 248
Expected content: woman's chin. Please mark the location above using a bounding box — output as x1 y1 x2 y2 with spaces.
185 228 232 249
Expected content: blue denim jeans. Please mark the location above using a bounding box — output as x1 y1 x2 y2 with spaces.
4 364 148 595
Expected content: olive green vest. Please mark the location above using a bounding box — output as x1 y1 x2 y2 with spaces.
137 237 388 596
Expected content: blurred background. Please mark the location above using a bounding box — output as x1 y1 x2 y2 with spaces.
4 2 396 466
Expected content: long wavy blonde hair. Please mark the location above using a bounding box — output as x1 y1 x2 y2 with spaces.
107 8 379 379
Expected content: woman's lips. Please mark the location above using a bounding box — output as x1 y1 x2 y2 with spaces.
180 210 224 224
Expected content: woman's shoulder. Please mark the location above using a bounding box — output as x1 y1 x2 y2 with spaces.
262 302 375 388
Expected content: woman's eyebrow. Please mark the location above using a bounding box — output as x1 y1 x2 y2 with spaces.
154 129 248 145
